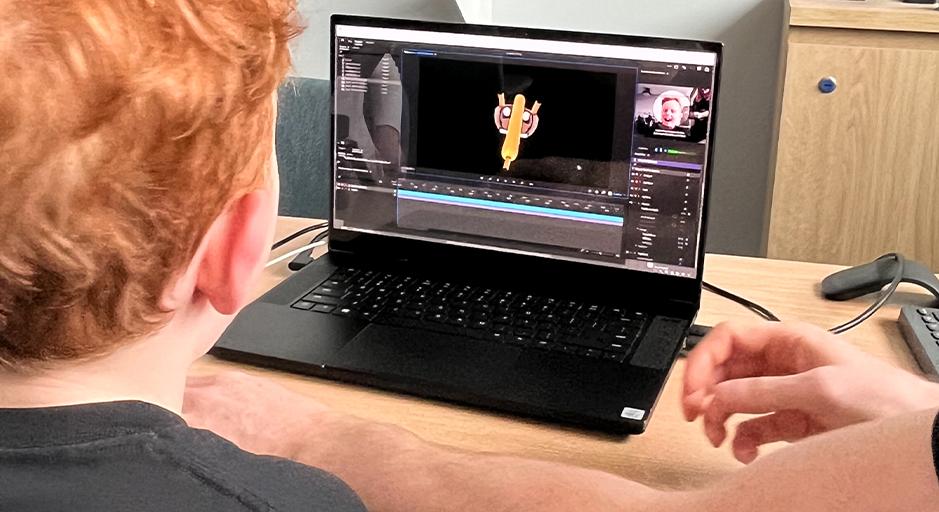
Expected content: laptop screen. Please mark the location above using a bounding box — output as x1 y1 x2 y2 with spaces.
331 21 719 279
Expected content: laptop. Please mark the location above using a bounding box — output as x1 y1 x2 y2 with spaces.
213 15 722 434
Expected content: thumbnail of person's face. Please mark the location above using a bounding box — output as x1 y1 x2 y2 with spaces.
660 99 682 129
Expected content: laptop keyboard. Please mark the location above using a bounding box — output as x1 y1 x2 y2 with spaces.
291 267 648 363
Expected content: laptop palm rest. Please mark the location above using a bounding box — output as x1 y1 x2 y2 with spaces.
329 324 521 391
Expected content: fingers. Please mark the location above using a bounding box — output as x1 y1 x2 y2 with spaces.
700 374 809 447
731 410 814 464
682 321 833 421
683 321 767 421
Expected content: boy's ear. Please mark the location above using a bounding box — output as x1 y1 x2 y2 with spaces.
195 190 276 315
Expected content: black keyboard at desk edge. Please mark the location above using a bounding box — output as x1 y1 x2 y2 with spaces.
290 267 648 364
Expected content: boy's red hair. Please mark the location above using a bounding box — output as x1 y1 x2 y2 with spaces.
0 0 299 367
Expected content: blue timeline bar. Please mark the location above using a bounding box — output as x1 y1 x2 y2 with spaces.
397 190 624 226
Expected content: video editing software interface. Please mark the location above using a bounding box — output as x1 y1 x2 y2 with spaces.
332 24 718 278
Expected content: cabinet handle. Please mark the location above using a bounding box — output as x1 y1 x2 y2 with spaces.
818 76 838 94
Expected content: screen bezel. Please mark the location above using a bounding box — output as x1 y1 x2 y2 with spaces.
327 14 723 308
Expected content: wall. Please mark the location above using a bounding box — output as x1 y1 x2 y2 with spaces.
455 0 493 23
292 0 464 79
276 1 465 217
488 0 787 256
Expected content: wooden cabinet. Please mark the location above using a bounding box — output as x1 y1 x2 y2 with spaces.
767 0 939 267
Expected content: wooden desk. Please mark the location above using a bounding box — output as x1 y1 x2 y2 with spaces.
193 217 928 490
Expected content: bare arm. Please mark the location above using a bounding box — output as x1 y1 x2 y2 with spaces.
185 365 939 512
279 406 939 512
695 407 939 511
229 398 939 512
278 410 685 512
184 373 687 512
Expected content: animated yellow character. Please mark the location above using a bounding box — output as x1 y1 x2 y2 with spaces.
494 93 541 170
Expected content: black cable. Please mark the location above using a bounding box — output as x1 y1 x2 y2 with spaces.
702 280 781 322
271 222 328 251
310 229 329 245
701 253 906 335
287 230 330 271
828 253 904 335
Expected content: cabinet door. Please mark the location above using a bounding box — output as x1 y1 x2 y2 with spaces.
768 33 939 267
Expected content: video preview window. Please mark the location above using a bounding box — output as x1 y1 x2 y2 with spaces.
405 57 636 190
634 84 711 144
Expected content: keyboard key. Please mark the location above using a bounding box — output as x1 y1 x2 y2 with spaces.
447 317 468 327
535 331 556 341
334 307 355 317
489 332 507 343
292 300 315 311
506 335 532 347
532 340 554 351
603 352 628 363
312 304 335 314
303 293 341 306
313 286 345 298
613 334 637 349
608 342 630 353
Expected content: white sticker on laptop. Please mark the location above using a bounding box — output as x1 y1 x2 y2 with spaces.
620 407 646 421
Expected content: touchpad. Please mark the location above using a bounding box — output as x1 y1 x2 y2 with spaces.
329 325 521 387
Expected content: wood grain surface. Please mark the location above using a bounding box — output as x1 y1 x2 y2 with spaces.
768 26 939 267
790 0 939 34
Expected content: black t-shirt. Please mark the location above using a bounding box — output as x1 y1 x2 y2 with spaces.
0 401 367 512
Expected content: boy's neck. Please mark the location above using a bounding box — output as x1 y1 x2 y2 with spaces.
0 309 225 414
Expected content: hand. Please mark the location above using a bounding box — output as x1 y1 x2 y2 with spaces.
183 371 330 458
682 321 939 464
